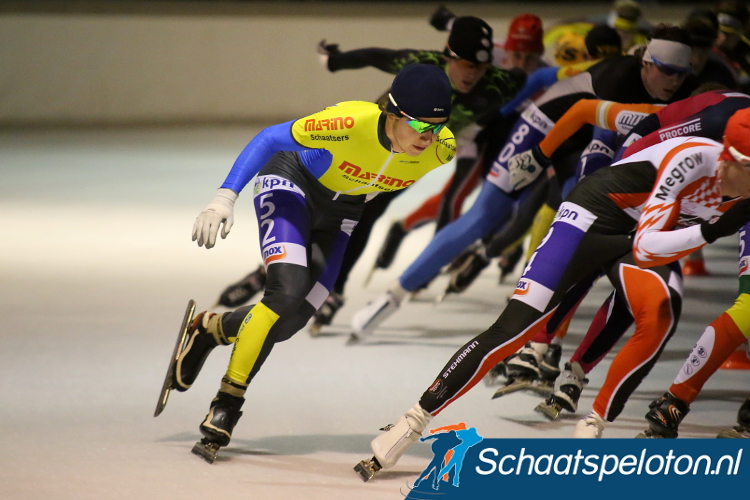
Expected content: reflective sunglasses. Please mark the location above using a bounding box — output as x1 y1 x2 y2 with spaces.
649 55 691 77
388 94 447 134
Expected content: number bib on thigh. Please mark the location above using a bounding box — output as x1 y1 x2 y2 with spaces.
486 104 555 193
253 175 309 268
514 202 598 312
576 128 617 181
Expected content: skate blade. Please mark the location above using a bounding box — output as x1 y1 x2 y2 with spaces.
717 428 750 439
354 457 382 482
527 381 554 398
346 333 363 346
363 267 377 288
635 428 664 439
154 299 196 417
492 379 532 399
534 401 562 421
191 440 220 463
309 322 322 337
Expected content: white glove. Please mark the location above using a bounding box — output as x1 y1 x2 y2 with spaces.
508 147 548 191
192 188 238 249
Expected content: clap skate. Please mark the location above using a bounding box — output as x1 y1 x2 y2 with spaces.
492 343 553 399
535 360 586 421
192 439 222 463
717 424 750 438
440 244 479 275
483 359 509 386
216 265 266 308
492 376 554 399
309 292 344 336
492 376 539 399
635 392 689 439
349 286 405 343
439 249 489 301
354 456 383 482
717 397 750 438
192 390 245 464
354 405 432 482
154 299 196 417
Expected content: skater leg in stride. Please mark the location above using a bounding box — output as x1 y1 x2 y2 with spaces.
356 122 750 478
215 265 266 308
174 65 456 463
637 225 750 438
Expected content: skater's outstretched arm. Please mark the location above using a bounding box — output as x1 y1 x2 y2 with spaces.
221 121 308 193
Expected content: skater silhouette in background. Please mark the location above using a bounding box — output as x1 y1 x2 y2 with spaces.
413 429 461 490
435 427 483 488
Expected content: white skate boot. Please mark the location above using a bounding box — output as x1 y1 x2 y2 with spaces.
505 341 547 380
350 283 407 342
354 404 433 481
493 342 551 398
573 410 607 438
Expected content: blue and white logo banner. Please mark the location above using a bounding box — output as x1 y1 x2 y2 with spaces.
402 425 746 499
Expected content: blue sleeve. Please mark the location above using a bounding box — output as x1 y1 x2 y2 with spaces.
500 67 560 117
220 121 307 193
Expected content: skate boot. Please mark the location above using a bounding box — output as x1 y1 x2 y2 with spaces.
173 312 231 392
493 344 549 399
193 387 246 463
535 361 587 420
441 244 479 275
444 249 489 295
354 404 432 482
505 342 545 380
309 292 344 336
483 358 509 386
216 265 266 308
350 285 406 342
717 397 750 438
539 343 562 382
155 300 197 417
636 392 690 439
497 244 524 283
573 411 606 438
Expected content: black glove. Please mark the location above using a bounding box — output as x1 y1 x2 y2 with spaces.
429 5 456 31
317 39 341 57
700 198 750 243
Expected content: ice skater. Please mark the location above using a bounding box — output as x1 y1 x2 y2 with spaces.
155 64 456 463
354 108 750 480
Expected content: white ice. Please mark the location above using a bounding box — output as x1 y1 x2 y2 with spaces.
0 126 747 499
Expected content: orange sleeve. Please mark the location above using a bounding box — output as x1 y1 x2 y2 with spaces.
537 100 663 158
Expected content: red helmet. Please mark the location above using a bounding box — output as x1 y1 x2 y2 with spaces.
505 14 544 53
722 108 750 163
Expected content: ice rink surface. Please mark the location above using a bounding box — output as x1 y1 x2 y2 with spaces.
1 126 747 499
